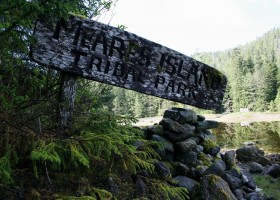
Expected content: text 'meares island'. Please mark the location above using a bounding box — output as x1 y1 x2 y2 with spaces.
31 16 227 110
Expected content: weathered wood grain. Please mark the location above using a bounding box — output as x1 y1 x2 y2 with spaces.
31 16 227 110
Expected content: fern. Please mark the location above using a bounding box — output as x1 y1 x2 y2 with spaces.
0 156 13 185
144 178 189 200
31 140 61 170
68 142 90 168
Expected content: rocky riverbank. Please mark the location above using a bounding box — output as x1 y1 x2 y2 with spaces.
141 108 280 200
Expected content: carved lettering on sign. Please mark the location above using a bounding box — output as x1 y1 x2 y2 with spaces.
31 16 227 110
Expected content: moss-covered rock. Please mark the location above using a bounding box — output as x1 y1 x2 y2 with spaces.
202 174 237 200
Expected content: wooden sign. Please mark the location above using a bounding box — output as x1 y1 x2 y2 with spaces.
31 16 227 110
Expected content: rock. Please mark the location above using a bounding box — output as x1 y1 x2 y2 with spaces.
194 165 207 179
160 118 195 142
173 162 190 177
107 177 120 196
150 134 174 161
226 168 241 178
267 164 280 178
202 138 221 156
194 145 204 153
257 156 272 166
198 152 212 167
241 170 256 190
154 162 171 180
196 130 216 142
204 160 226 177
134 177 146 196
223 150 236 170
197 114 206 121
190 136 200 143
164 108 197 124
241 186 255 193
236 146 264 162
248 162 263 174
209 146 221 156
176 151 198 167
245 192 260 199
173 176 199 198
195 120 220 131
149 124 164 135
202 174 237 200
223 173 242 190
175 138 196 153
233 189 245 200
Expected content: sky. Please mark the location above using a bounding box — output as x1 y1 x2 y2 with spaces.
96 0 280 55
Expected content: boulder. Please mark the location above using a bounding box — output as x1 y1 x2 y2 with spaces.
202 174 237 200
195 120 220 131
204 160 226 177
248 162 263 174
154 162 171 180
164 108 198 124
236 146 264 162
194 145 204 153
173 162 190 177
223 173 242 190
223 150 236 170
245 192 261 200
202 138 221 156
150 134 174 161
197 114 206 121
194 165 207 179
175 138 197 153
267 164 280 178
176 151 198 167
134 177 146 196
160 118 195 142
241 170 256 190
173 176 200 198
257 156 272 166
226 168 241 179
148 124 164 135
195 130 216 142
233 189 245 200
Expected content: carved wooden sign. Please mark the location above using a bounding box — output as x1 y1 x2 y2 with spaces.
31 16 227 110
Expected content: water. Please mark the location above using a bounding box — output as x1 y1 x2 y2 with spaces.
212 121 280 153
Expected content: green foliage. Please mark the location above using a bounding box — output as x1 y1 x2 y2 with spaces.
0 156 13 185
198 152 212 167
142 177 189 200
193 28 280 112
253 175 280 199
202 138 218 153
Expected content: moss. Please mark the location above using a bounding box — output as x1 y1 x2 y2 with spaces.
253 175 280 199
202 138 218 153
208 174 220 186
198 152 212 167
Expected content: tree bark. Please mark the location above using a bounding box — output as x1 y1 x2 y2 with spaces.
57 72 77 130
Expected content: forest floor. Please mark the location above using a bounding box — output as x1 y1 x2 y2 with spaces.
134 112 280 126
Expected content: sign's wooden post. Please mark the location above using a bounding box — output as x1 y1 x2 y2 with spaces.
57 72 77 129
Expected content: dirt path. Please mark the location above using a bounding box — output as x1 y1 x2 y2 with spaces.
134 112 280 126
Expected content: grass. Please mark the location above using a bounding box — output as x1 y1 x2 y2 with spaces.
253 175 280 199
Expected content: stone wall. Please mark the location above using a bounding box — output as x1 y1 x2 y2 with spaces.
142 108 267 200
